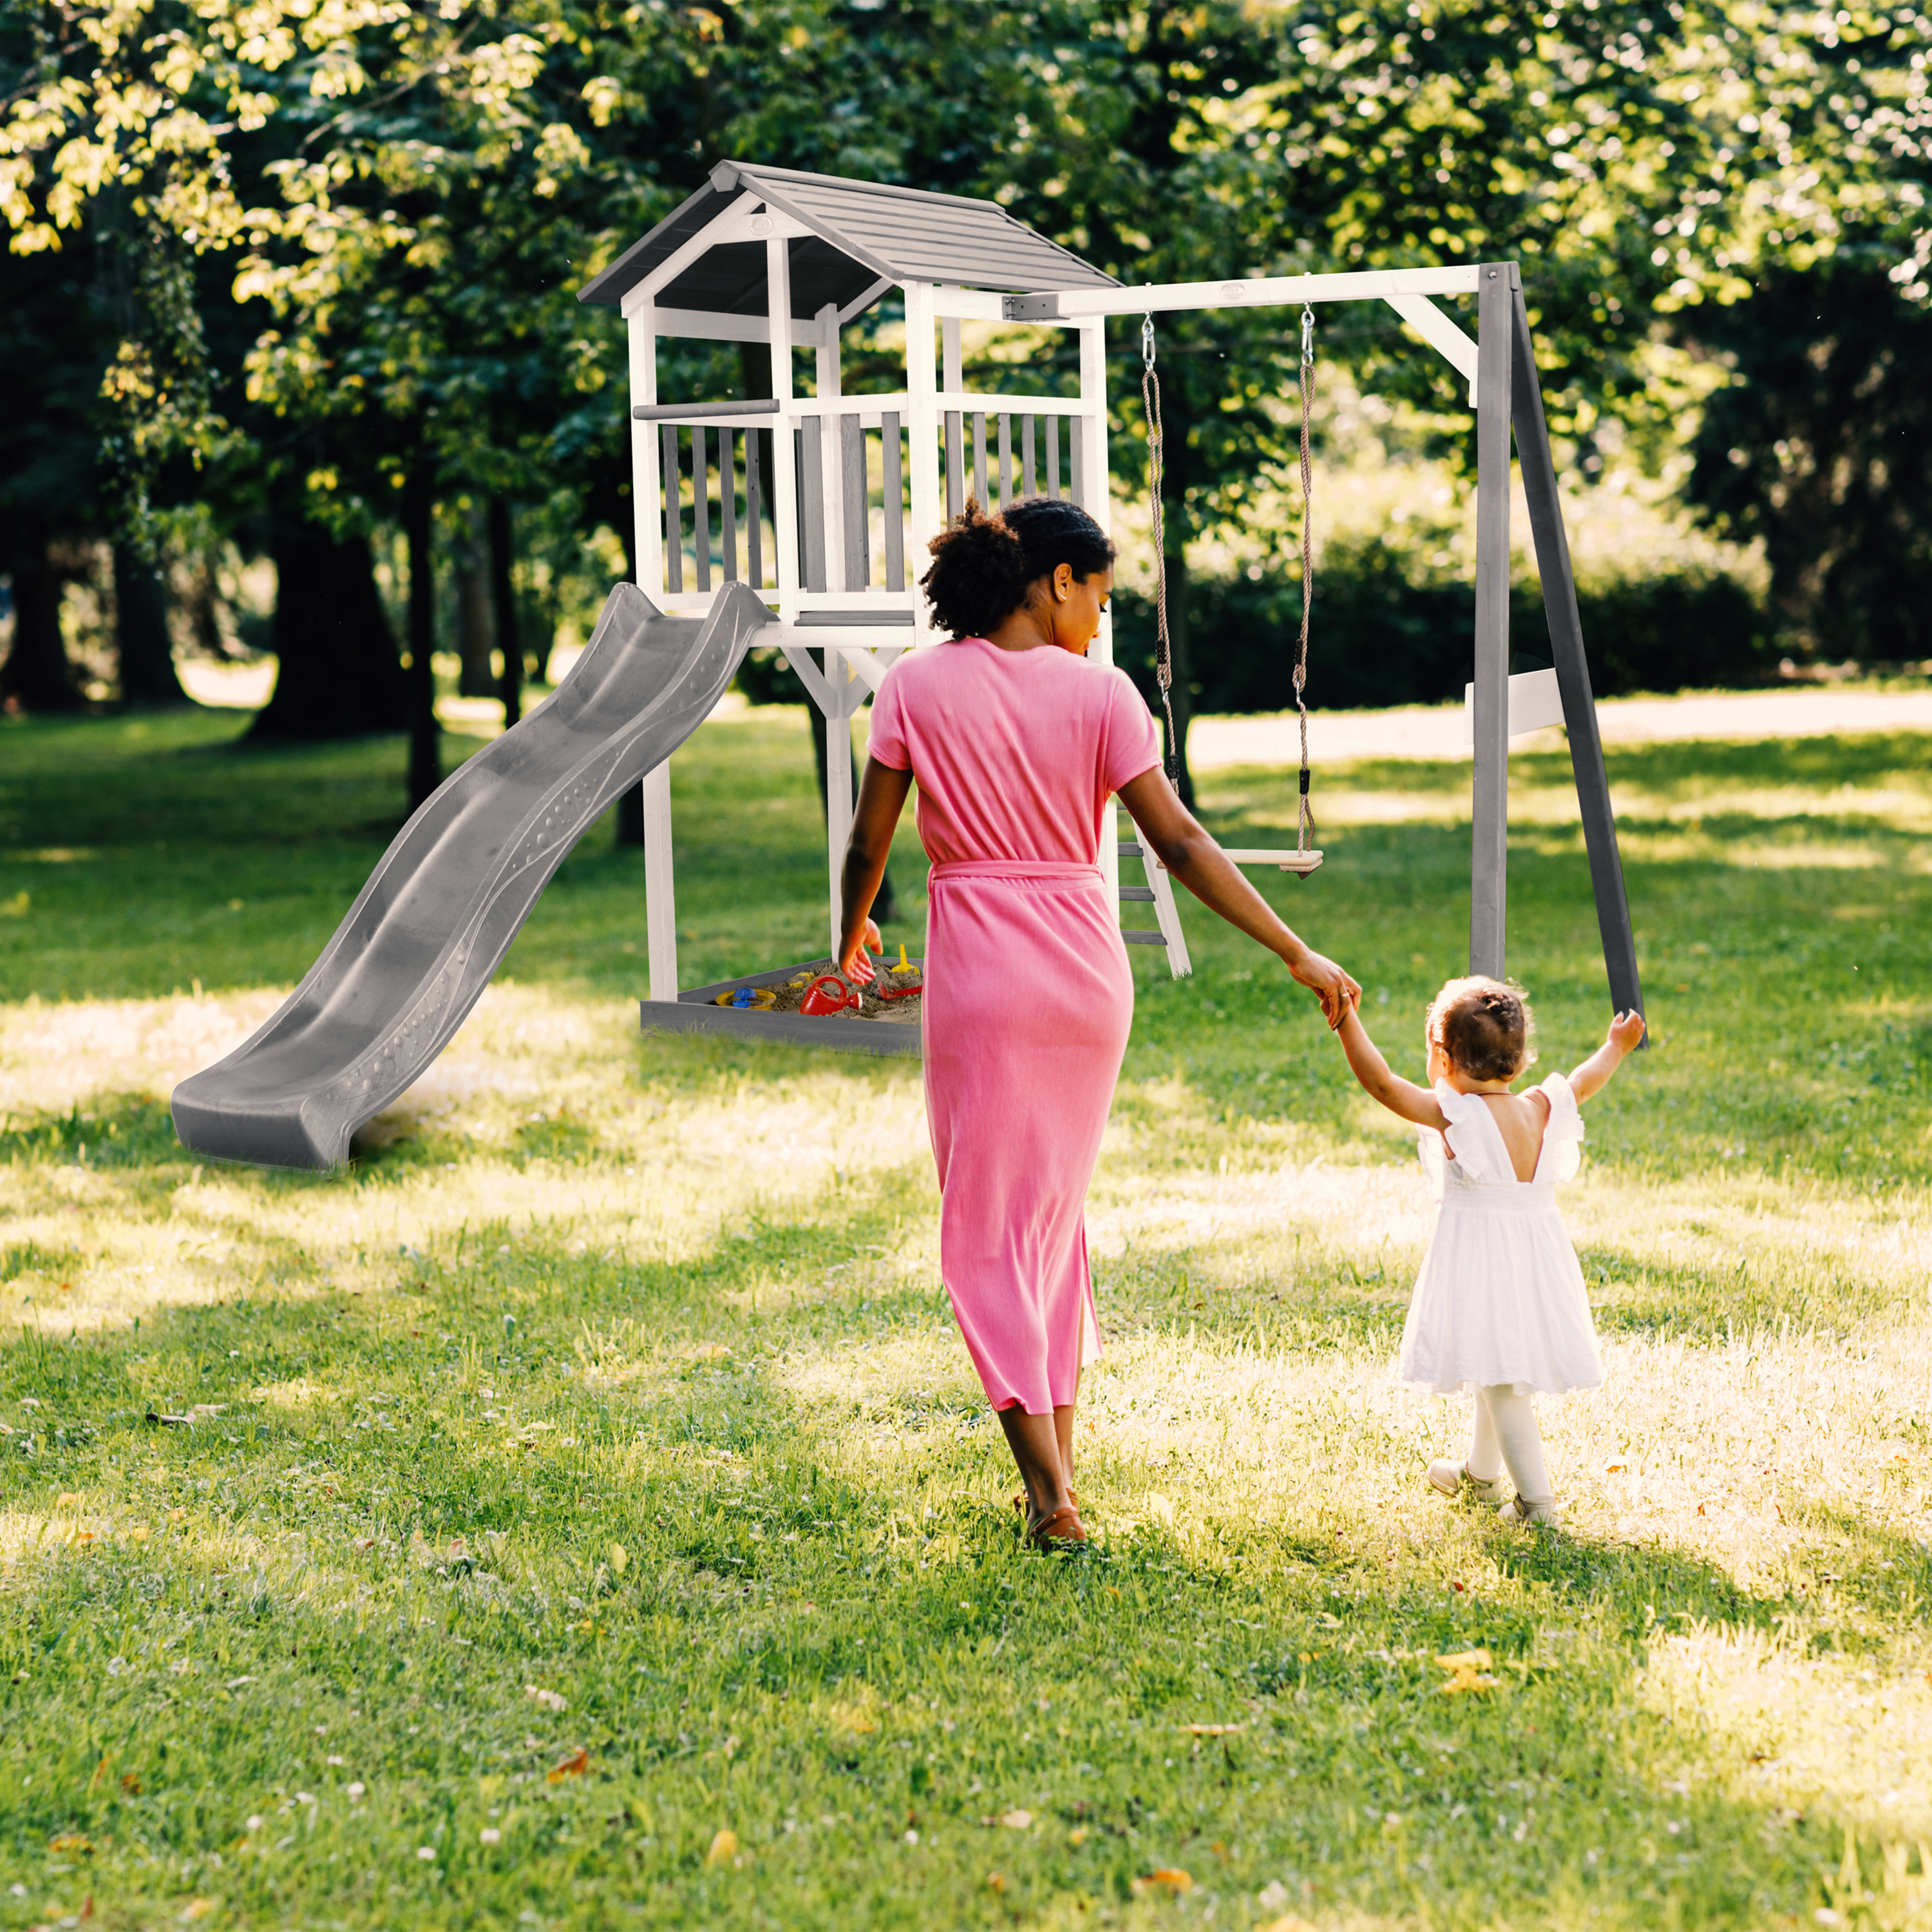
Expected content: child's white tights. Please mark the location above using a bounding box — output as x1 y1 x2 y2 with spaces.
1466 1385 1553 1509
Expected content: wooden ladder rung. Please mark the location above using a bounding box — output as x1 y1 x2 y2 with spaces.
1122 929 1167 945
1120 886 1155 902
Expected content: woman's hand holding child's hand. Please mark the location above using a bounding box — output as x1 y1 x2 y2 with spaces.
1289 949 1362 1029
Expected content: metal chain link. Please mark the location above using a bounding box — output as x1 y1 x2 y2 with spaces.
1294 305 1316 855
1142 314 1180 788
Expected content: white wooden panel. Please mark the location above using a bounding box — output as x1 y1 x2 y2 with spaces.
641 760 677 1001
902 281 942 646
626 307 662 597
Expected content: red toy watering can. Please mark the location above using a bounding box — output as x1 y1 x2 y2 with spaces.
799 974 862 1017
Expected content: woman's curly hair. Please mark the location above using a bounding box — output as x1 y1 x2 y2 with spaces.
1426 975 1537 1083
919 497 1116 639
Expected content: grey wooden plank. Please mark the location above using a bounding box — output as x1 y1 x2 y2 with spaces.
1510 287 1645 1027
800 418 828 594
882 412 904 589
1046 417 1061 497
692 426 712 592
998 412 1012 507
1470 263 1515 978
661 424 683 594
1022 414 1037 497
842 415 869 592
945 410 964 520
973 412 988 507
746 426 764 589
1068 416 1085 507
719 429 739 582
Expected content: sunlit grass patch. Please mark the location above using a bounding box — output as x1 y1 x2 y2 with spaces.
1 707 1931 1927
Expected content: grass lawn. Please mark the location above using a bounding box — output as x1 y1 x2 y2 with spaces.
1 697 1929 1931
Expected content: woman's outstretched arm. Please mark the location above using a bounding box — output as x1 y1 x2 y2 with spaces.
1115 765 1360 1027
837 756 915 980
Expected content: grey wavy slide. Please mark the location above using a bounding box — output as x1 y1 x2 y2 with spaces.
172 581 774 1171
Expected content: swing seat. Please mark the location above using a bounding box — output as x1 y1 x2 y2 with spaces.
1222 847 1324 875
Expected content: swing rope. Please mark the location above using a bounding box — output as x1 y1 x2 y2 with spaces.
1294 303 1316 857
1141 316 1181 790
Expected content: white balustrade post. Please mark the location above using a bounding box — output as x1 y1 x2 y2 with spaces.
768 235 799 615
815 303 846 591
826 658 857 961
641 761 677 1002
626 301 662 596
904 282 941 646
1077 319 1121 904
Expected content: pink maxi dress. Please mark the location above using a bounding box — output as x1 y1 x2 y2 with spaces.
866 636 1160 1416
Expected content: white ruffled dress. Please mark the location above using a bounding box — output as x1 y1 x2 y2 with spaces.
1397 1072 1604 1397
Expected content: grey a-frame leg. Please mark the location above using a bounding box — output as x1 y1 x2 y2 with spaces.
1468 263 1647 1027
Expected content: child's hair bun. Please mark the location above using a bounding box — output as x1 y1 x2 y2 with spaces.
1428 975 1536 1082
920 496 1117 639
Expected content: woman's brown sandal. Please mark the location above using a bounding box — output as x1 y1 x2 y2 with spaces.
1012 1486 1078 1517
1025 1504 1089 1550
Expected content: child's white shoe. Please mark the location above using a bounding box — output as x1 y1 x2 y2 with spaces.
1501 1493 1560 1527
1427 1460 1511 1506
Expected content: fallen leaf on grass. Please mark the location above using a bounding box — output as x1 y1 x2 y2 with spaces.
55 1492 81 1508
1069 1827 1090 1846
705 1828 737 1866
1435 1648 1498 1694
524 1685 567 1712
48 1833 93 1853
179 1901 215 1922
998 1810 1032 1830
608 1542 629 1577
1132 1869 1193 1897
1182 1723 1245 1737
121 1774 141 1795
984 1873 1005 1893
547 1749 589 1783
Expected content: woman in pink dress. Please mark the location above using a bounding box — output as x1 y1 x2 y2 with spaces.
837 500 1357 1548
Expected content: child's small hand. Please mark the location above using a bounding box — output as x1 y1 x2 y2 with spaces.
1607 1009 1647 1056
840 920 883 984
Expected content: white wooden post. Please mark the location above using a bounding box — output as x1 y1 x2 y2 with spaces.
626 301 662 596
815 303 846 592
826 660 856 961
1077 319 1121 905
904 281 941 646
768 236 799 615
641 761 677 1001
942 310 962 393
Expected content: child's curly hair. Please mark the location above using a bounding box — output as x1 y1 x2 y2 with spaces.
918 497 1115 639
1426 975 1537 1083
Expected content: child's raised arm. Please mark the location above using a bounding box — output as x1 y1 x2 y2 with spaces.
1334 1003 1448 1132
1568 1010 1647 1103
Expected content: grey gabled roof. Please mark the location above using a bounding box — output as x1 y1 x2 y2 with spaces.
577 160 1118 314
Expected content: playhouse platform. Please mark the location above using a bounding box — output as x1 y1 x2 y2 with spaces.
639 958 923 1058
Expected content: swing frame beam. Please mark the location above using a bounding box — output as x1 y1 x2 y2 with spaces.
1003 261 1645 1025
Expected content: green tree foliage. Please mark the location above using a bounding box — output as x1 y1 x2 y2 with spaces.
1684 255 1932 659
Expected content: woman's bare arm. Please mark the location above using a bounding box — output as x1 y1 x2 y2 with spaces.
837 757 915 980
1334 1007 1448 1130
1114 766 1360 1026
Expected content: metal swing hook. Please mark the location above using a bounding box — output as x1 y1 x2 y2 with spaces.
1142 313 1158 372
1300 303 1315 369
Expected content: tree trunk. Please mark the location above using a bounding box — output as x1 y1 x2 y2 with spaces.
1 546 83 712
490 495 522 729
113 542 189 706
1159 399 1197 808
251 515 406 740
455 500 495 698
404 483 440 811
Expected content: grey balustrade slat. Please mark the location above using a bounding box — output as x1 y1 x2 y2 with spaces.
972 413 987 507
1068 417 1085 508
842 415 869 592
692 426 712 592
661 424 683 594
799 418 828 594
882 412 904 589
746 426 764 589
1046 417 1061 498
719 429 739 583
1022 415 1037 497
998 413 1012 508
945 411 964 520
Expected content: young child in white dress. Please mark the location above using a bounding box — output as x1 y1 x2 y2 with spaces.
1331 975 1645 1524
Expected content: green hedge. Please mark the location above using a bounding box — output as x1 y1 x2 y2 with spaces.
1108 541 1777 712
